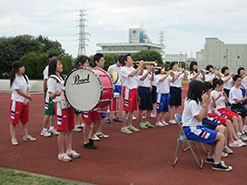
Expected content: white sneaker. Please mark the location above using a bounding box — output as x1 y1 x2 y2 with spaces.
41 130 51 137
66 150 80 158
229 140 242 147
162 121 169 126
96 132 109 138
92 134 101 141
223 146 233 154
23 135 36 142
58 153 72 162
132 116 137 120
156 122 165 127
121 127 133 134
221 152 228 158
128 125 140 132
11 138 18 146
72 127 82 132
241 134 247 141
169 119 177 124
237 139 246 146
50 129 59 136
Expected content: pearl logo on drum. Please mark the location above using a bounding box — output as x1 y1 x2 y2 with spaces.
72 74 90 85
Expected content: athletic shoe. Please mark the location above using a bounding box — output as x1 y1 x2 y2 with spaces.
205 157 214 164
145 122 155 128
113 118 122 122
121 127 132 134
237 139 246 146
92 134 101 141
132 116 137 120
221 152 228 158
162 121 169 126
212 161 232 171
240 134 247 141
223 146 233 154
96 132 109 138
40 130 51 137
23 135 36 142
156 122 165 127
150 112 156 118
229 140 242 147
142 113 146 119
169 119 177 124
58 153 72 162
77 123 84 129
128 125 140 132
11 138 18 146
66 150 80 158
72 127 82 132
50 129 60 135
84 142 97 149
106 118 111 124
140 122 148 129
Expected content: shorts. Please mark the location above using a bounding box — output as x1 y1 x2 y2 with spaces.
10 100 29 124
114 85 122 96
169 86 182 106
54 102 75 131
156 93 169 113
217 108 240 120
207 113 227 125
82 111 102 123
123 88 138 112
122 86 126 100
202 118 220 130
138 86 153 110
101 113 107 119
231 104 247 118
183 125 217 145
43 90 55 115
240 87 247 105
151 86 157 104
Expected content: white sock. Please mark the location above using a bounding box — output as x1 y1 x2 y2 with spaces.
243 125 247 131
49 126 54 131
237 132 241 137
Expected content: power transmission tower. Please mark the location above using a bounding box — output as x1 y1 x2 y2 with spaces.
78 9 89 56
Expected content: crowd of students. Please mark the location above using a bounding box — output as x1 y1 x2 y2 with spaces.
9 53 247 171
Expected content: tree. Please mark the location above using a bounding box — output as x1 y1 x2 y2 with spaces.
61 55 73 75
132 50 163 65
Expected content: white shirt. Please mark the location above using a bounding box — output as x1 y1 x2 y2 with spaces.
108 64 122 86
182 99 202 127
242 76 247 90
120 66 138 89
152 73 157 86
205 73 217 82
211 90 226 110
170 71 184 88
47 75 65 102
11 74 30 102
189 71 203 82
229 86 243 104
43 65 49 80
222 76 233 90
156 74 172 94
138 70 151 88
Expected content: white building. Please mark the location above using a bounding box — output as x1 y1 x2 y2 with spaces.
96 28 164 55
197 38 247 72
165 54 187 67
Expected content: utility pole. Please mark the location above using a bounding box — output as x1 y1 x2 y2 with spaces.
78 9 89 56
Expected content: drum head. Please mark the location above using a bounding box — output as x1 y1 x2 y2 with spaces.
64 68 102 111
108 69 119 84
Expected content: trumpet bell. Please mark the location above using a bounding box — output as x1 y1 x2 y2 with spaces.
108 69 119 84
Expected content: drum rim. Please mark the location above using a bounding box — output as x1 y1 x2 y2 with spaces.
64 67 103 112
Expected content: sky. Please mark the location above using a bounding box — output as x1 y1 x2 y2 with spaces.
0 0 247 58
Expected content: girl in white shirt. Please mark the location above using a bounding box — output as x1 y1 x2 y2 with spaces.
9 61 36 146
188 61 205 82
221 66 234 98
47 58 80 162
237 67 247 105
182 80 232 171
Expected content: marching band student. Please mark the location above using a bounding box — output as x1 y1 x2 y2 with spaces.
71 56 91 132
237 67 247 106
137 58 155 129
169 62 187 124
47 58 80 162
188 61 205 82
182 80 232 171
120 54 144 134
155 66 174 126
229 75 247 135
9 61 36 146
92 53 110 140
221 66 234 98
41 52 59 137
205 65 221 83
150 65 157 118
106 55 123 123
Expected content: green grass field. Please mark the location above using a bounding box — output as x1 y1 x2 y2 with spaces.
0 168 94 185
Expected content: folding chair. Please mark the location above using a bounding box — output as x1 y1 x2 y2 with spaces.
172 113 204 169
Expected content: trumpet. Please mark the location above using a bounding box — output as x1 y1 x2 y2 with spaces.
134 61 157 66
206 70 224 78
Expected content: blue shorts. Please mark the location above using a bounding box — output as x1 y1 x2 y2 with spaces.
156 93 169 113
183 125 217 145
114 85 122 96
240 88 247 105
101 113 107 119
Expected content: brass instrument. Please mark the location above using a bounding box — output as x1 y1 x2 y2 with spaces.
134 61 157 66
108 69 119 84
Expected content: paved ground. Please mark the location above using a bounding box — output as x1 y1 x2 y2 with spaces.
0 84 246 185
